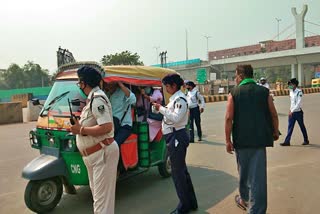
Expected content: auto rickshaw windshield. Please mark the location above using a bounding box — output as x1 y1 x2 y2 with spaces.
42 80 86 116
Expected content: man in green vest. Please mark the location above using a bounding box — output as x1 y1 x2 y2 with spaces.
225 64 279 214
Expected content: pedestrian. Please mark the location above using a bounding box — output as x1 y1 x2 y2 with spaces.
152 74 198 214
104 81 136 146
225 64 279 214
185 81 205 142
70 66 119 214
281 78 309 146
258 77 270 89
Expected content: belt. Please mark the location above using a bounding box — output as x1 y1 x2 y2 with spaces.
80 138 114 157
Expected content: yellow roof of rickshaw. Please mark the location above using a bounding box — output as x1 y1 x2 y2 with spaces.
104 66 177 80
56 62 178 82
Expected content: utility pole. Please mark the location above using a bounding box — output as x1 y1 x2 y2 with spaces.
203 35 211 62
275 18 282 41
153 46 160 64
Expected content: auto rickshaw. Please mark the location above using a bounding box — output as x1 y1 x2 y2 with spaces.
22 62 176 213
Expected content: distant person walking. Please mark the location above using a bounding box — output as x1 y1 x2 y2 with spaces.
258 77 270 89
225 64 279 214
281 78 309 146
185 81 205 142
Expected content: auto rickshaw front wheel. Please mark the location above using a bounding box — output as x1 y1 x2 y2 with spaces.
24 177 63 213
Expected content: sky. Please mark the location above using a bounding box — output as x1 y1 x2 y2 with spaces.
0 0 319 73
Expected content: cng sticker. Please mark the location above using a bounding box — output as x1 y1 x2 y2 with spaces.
71 164 81 174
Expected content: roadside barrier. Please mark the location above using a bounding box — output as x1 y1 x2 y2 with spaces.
203 87 320 103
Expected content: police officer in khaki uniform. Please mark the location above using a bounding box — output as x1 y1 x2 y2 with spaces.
71 66 119 214
153 74 198 214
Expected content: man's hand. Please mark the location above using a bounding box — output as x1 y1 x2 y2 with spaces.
226 141 234 154
152 102 161 111
200 108 204 113
289 111 293 117
70 117 81 135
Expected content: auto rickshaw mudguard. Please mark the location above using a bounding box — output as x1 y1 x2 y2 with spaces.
22 154 68 180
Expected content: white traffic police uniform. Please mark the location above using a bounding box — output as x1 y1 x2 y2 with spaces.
77 86 119 214
158 90 188 135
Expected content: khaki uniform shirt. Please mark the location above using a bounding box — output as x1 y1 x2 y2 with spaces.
76 87 113 152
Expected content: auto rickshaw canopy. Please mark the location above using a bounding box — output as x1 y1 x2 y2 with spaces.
56 62 178 86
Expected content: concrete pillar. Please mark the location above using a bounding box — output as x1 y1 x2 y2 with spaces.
291 64 297 78
292 5 308 49
297 63 304 86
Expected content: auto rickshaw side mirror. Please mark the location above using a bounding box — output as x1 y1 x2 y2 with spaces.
31 98 41 106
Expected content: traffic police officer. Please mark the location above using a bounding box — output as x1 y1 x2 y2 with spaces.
71 66 119 214
185 81 205 142
153 74 198 214
281 78 310 146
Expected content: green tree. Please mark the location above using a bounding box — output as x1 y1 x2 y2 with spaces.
101 51 144 66
23 61 50 88
1 63 25 89
0 61 51 89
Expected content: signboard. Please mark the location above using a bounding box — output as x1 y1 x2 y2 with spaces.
210 73 216 81
196 68 207 84
315 72 320 78
151 58 201 68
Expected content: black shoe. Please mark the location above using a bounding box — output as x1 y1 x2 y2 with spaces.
198 137 202 142
191 206 198 211
280 142 290 146
170 209 181 214
302 141 309 145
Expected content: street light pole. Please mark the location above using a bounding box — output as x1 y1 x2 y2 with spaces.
203 35 211 62
275 18 282 41
153 46 160 64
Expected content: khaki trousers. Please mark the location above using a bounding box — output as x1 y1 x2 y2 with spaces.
83 141 119 214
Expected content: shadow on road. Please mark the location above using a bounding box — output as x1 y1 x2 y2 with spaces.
49 166 237 214
198 140 225 147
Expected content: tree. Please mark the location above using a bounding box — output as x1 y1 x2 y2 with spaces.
1 63 25 89
23 61 51 88
101 51 144 66
0 61 51 89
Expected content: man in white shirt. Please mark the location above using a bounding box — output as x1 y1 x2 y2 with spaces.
186 81 205 142
281 78 309 146
258 77 270 89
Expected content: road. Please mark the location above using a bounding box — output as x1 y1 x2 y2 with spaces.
0 93 320 214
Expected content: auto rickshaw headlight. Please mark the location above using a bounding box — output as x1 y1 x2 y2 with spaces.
63 134 76 152
49 137 55 144
67 139 73 149
29 130 40 148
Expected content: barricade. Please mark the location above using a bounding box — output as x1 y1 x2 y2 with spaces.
202 87 320 103
0 102 23 124
11 93 32 108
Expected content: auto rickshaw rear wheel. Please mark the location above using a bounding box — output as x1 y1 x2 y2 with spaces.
158 150 171 178
24 177 63 213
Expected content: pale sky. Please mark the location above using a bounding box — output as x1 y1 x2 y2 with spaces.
0 0 319 73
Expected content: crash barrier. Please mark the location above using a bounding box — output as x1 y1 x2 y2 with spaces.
203 87 320 103
0 102 23 124
11 93 32 108
203 95 228 103
270 87 320 96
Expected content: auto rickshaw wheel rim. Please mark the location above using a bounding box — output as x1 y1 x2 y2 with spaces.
37 180 58 206
166 155 171 173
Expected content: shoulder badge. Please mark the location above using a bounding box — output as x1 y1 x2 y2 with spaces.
98 105 105 112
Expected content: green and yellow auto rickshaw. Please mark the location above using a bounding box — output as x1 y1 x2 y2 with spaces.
22 62 176 213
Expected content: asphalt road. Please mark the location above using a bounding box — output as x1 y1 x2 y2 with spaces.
0 93 319 214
